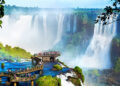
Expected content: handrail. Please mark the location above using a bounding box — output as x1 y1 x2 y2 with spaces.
32 54 60 58
10 75 36 82
0 73 12 77
16 65 43 74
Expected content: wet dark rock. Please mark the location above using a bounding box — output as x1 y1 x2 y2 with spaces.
111 37 120 67
67 76 81 86
99 70 120 86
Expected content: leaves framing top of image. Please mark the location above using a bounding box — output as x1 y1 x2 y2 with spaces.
0 0 5 28
95 0 120 25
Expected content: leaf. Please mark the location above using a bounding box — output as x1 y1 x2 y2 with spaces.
0 20 2 25
2 0 5 4
0 20 2 28
0 5 2 8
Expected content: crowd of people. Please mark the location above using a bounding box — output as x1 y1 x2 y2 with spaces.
38 51 60 56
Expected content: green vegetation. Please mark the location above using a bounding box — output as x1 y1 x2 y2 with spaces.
111 38 120 72
0 0 5 27
36 76 61 86
1 63 4 69
57 59 68 68
53 64 62 71
74 66 85 83
114 58 120 73
0 42 32 60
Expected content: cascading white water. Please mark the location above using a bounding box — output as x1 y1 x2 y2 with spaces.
54 13 64 45
1 10 117 70
64 14 118 69
67 16 71 32
0 12 64 53
77 14 117 69
73 16 77 33
43 14 48 49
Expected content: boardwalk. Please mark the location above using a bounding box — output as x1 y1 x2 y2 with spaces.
0 51 61 86
10 75 36 82
0 72 12 77
16 65 43 74
0 65 43 86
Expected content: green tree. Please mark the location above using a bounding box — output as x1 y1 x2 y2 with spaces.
0 43 3 49
74 66 85 83
0 0 5 27
96 0 120 24
5 45 11 51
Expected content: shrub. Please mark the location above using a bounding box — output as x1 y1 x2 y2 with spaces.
74 66 82 74
74 66 85 83
53 64 62 71
68 77 81 86
36 76 61 86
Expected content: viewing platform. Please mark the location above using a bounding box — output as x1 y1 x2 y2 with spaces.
38 51 60 57
0 65 43 86
31 51 60 65
0 51 61 86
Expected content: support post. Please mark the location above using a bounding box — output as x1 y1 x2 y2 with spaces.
39 70 42 75
0 77 1 81
14 82 17 86
31 80 34 86
0 77 1 84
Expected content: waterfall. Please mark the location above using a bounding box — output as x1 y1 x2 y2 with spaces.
0 12 64 53
54 13 64 45
73 16 77 33
63 14 118 69
43 14 48 49
67 16 71 32
77 14 117 69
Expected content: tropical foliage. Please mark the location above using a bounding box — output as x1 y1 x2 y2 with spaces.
95 0 120 24
0 0 5 27
36 76 61 86
114 58 120 72
53 64 62 71
74 66 85 83
0 42 32 60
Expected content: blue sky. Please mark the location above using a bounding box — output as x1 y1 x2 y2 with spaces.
6 0 112 8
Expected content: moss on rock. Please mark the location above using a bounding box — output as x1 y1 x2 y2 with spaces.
36 76 61 86
67 76 81 86
74 66 85 83
53 64 63 71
